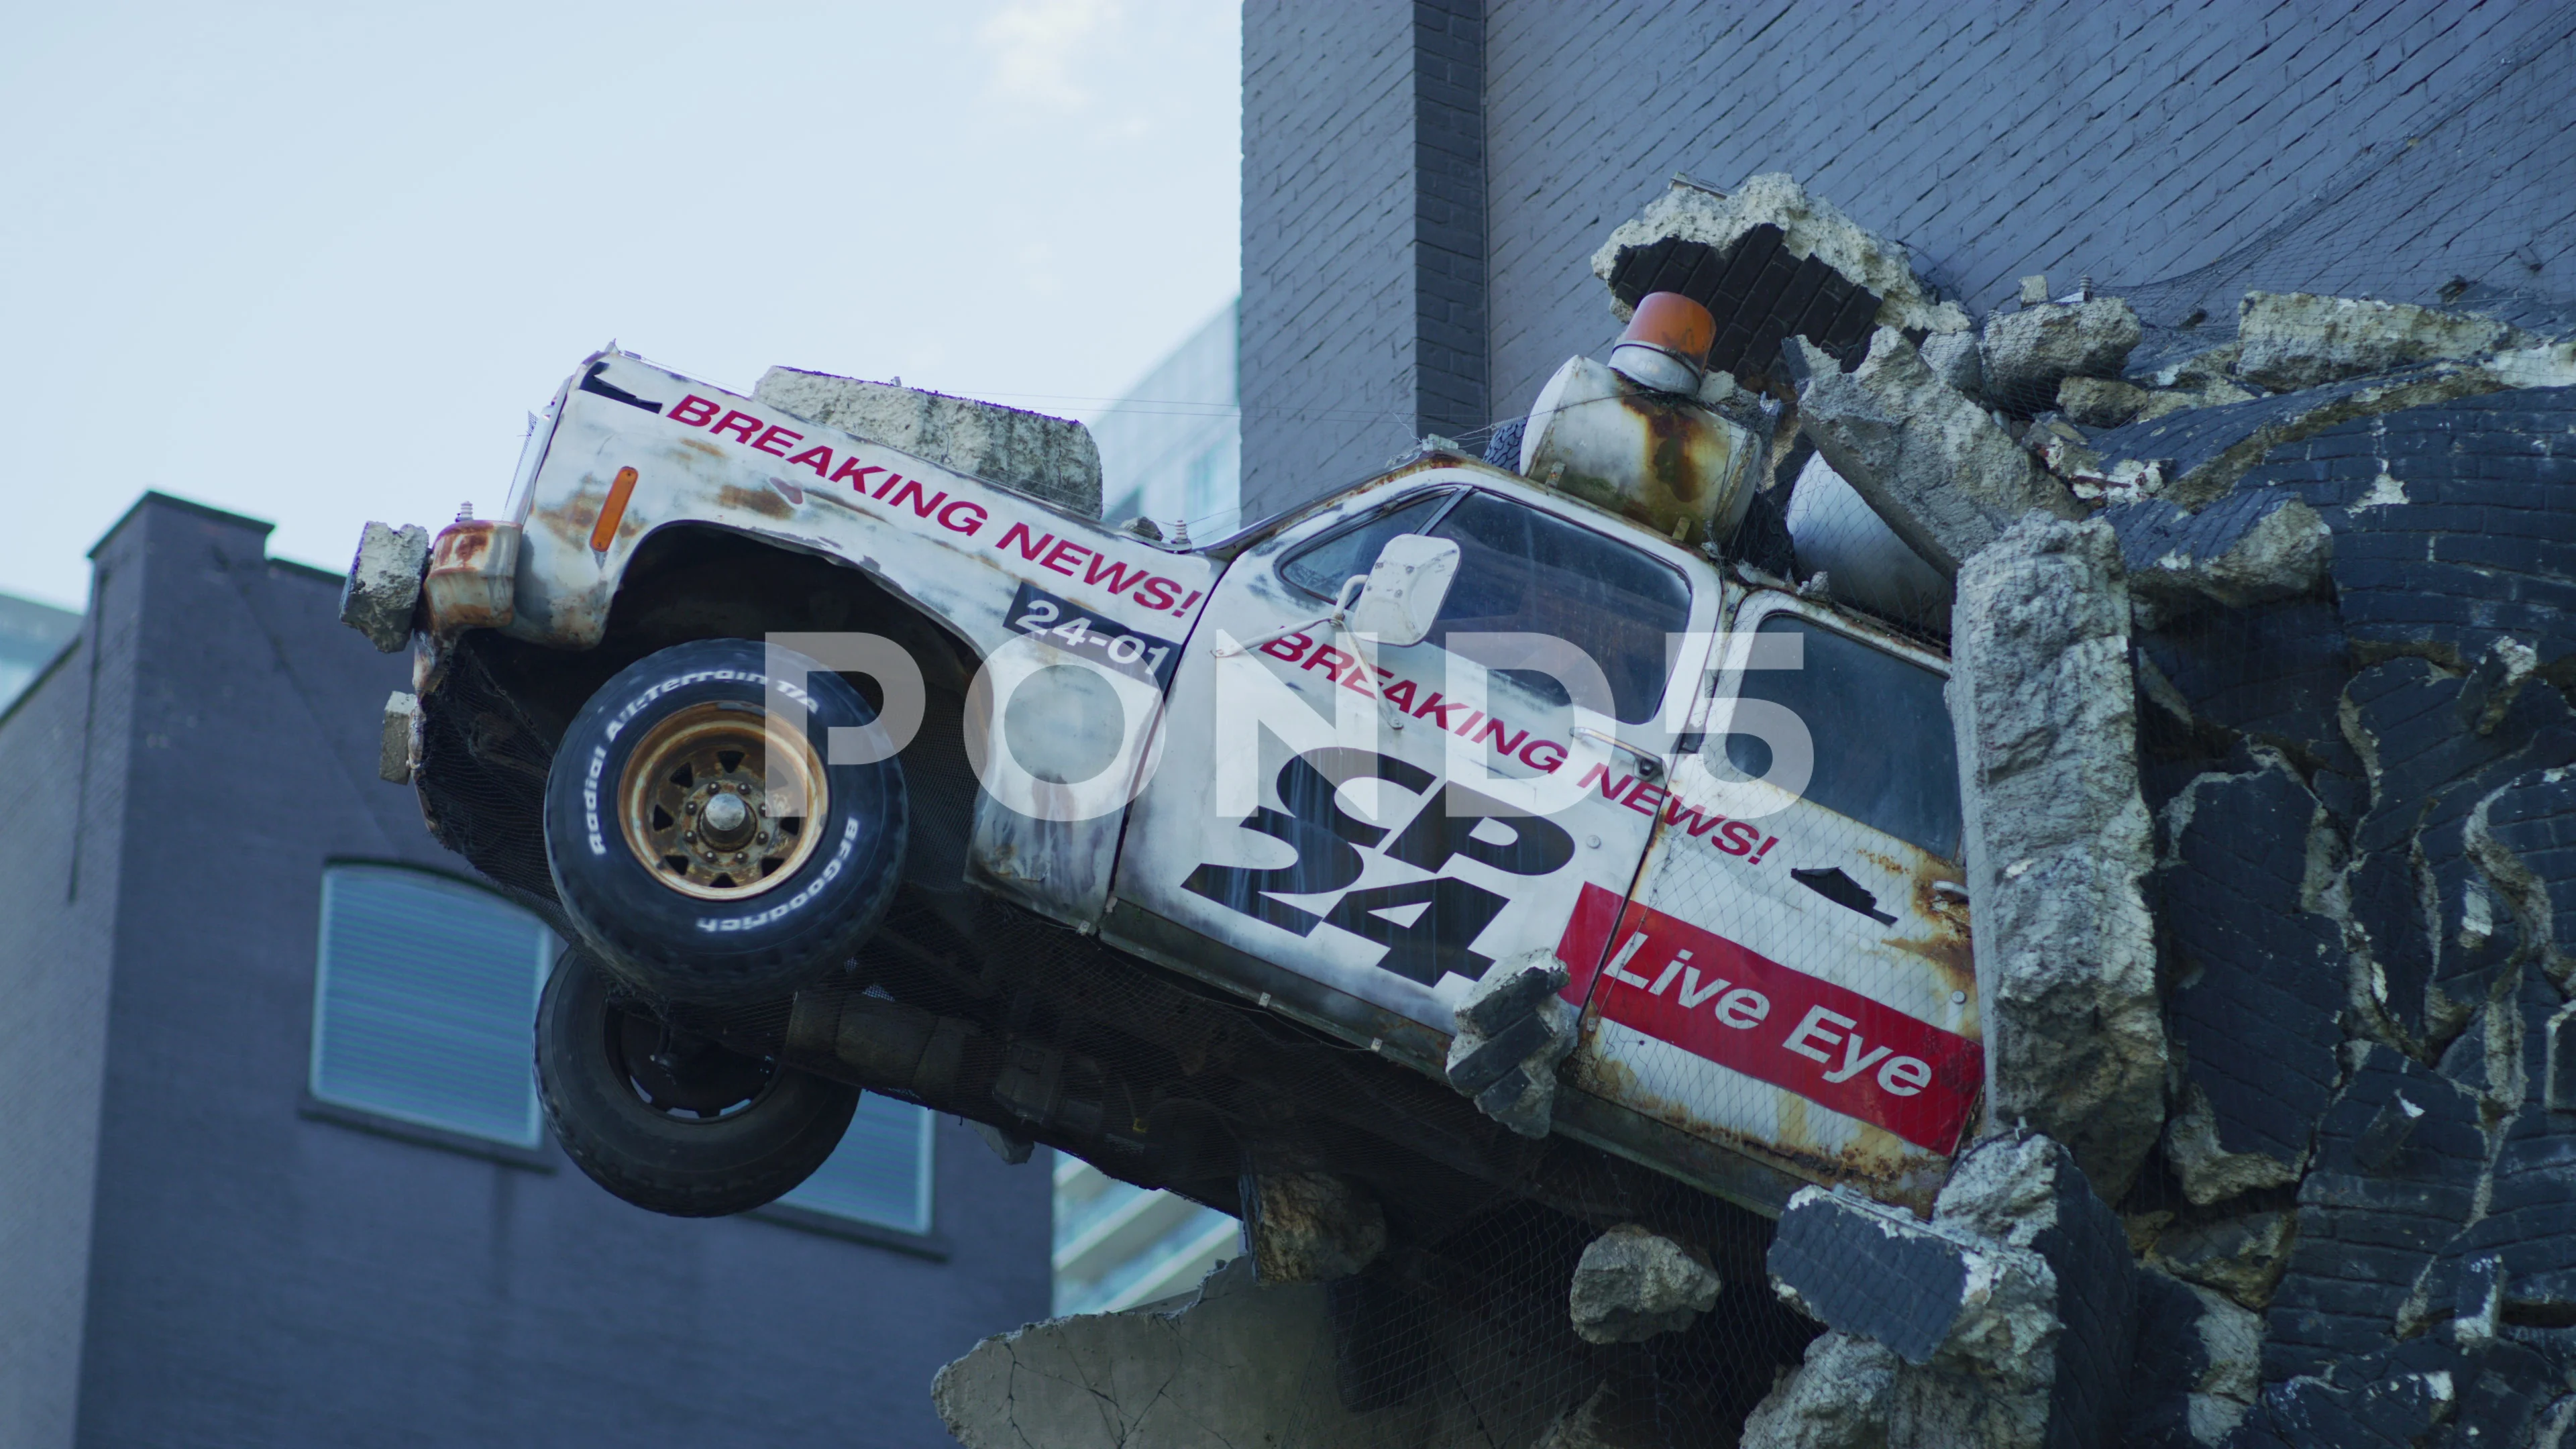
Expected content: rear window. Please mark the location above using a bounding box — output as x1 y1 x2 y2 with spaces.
1721 613 1961 859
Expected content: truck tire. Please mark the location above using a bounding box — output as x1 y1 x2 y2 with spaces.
536 947 858 1218
543 637 908 1004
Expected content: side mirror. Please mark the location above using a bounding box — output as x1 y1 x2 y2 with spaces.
1346 534 1460 648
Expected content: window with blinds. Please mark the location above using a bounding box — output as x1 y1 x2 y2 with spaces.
779 1092 934 1234
309 865 553 1148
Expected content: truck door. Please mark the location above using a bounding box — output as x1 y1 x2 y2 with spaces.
1558 589 1980 1209
1107 475 1717 1049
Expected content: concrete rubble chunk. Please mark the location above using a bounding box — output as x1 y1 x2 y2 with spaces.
2024 417 2169 503
1980 298 2142 412
1246 1171 1384 1284
1767 1187 2031 1367
1787 330 2082 577
1737 1332 1899 1449
2060 374 2259 431
339 521 431 652
1446 951 1576 1138
2055 376 2153 429
933 1256 1562 1449
378 691 418 785
2129 1267 2260 1448
1919 331 1984 399
1591 172 1971 337
1567 1224 1722 1344
1765 1134 2135 1449
754 366 1103 518
2106 484 2331 625
1949 516 2166 1197
2236 290 2530 392
2147 1211 2297 1311
2075 348 2576 510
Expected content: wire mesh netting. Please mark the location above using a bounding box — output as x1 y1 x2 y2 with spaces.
395 25 2576 1434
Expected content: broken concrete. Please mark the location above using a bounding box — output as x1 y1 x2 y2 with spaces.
2076 343 2576 510
1766 1134 2135 1449
1244 1172 1383 1285
378 690 417 785
1786 330 2082 576
2054 376 2153 429
1979 298 2142 413
1591 173 1971 338
2023 417 2170 502
1949 516 2166 1197
2236 290 2530 392
755 366 1103 517
339 521 430 651
1919 331 1984 400
2105 484 2331 626
1446 953 1578 1138
2147 1212 2297 1312
1767 1186 2046 1368
2129 1267 2261 1448
1567 1224 1722 1344
934 1256 1562 1449
1737 1332 1899 1449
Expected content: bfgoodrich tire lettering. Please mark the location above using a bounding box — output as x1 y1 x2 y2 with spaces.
544 637 908 1004
535 948 859 1218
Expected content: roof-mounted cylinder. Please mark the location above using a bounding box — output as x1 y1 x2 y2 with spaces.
1608 291 1717 394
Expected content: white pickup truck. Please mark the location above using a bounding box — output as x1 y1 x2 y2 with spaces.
354 333 1978 1229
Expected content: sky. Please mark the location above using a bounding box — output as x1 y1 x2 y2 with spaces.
0 1 1241 611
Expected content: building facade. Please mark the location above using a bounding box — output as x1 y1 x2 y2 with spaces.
1240 0 2576 519
1091 298 1243 541
0 592 78 713
0 495 1051 1449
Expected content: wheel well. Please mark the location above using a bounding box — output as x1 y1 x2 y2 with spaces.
426 525 986 910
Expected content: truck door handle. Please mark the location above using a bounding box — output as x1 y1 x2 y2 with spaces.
1574 727 1664 782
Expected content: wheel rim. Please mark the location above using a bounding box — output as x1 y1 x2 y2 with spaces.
606 1006 778 1121
617 700 829 900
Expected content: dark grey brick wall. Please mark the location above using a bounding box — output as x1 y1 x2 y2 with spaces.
1482 0 2576 427
1243 1 2576 512
1415 0 1487 443
1242 1 1419 521
0 562 129 1447
13 497 1051 1449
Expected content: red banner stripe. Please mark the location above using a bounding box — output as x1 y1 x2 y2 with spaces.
1558 883 1980 1152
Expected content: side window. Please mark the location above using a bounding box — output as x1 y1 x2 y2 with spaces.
1722 613 1962 859
1428 492 1693 725
1280 491 1450 599
310 865 553 1147
778 1093 935 1234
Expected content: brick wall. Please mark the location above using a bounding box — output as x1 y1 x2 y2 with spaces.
1242 1 2576 511
1241 1 1419 519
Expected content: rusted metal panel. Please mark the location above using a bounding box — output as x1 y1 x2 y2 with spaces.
1560 580 1977 1214
1519 356 1762 551
421 519 519 633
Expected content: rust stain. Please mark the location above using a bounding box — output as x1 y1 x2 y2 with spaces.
1574 1046 1931 1203
715 482 794 521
